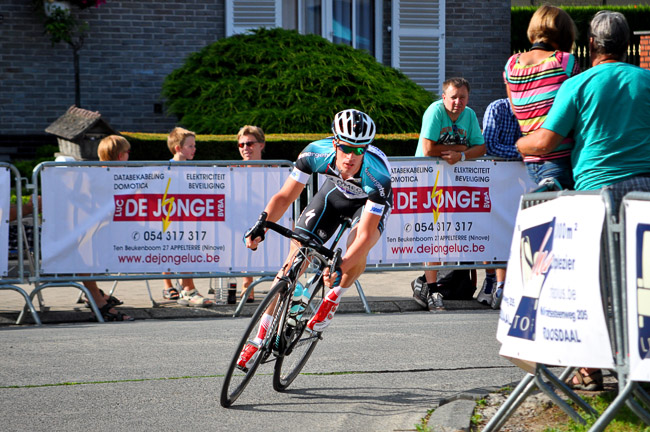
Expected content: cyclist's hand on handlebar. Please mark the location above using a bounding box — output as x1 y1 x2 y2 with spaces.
245 212 267 251
323 266 343 288
245 235 263 251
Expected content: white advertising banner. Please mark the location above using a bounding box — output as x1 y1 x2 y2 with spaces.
41 165 293 274
624 199 650 381
368 160 537 264
497 195 614 368
0 167 10 276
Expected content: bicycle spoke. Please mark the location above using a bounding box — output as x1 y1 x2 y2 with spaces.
220 281 287 407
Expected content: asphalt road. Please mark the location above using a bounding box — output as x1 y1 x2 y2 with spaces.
0 310 523 431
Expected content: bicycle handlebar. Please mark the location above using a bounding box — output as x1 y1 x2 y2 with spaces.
250 211 336 260
264 220 335 260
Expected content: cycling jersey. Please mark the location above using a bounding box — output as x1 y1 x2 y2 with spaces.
291 138 392 208
291 138 393 243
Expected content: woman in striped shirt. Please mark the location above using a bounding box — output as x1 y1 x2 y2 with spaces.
504 5 580 189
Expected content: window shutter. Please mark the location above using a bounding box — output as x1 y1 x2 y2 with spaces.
226 0 282 36
391 0 445 95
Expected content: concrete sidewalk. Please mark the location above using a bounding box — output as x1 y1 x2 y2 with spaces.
0 269 491 325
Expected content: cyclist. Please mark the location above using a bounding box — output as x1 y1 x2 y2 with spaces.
238 109 393 370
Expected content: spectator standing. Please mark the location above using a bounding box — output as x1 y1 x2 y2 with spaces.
162 127 213 307
82 135 133 321
516 10 650 391
504 4 580 190
237 125 266 302
476 98 523 309
411 77 485 312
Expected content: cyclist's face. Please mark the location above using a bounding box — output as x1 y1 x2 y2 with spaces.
333 139 365 179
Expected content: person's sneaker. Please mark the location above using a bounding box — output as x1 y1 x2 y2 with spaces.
411 275 429 308
476 272 496 305
236 342 260 371
427 292 445 311
307 298 338 332
491 283 504 310
177 289 213 307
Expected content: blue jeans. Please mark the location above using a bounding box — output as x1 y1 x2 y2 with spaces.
525 157 574 190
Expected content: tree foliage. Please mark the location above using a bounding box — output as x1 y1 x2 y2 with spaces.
162 28 434 134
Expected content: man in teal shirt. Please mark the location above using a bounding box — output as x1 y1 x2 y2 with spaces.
412 77 485 311
516 10 650 391
516 11 650 204
415 77 485 162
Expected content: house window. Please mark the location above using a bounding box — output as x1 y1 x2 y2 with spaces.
283 0 379 58
228 0 381 60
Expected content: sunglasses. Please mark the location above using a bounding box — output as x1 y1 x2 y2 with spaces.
238 141 258 148
336 143 367 156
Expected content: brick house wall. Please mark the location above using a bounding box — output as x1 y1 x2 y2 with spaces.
1 1 225 136
446 0 512 123
637 31 650 70
1 0 510 142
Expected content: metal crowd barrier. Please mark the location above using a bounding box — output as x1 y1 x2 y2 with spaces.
588 191 650 430
0 162 41 325
483 188 650 431
13 156 529 324
19 160 300 323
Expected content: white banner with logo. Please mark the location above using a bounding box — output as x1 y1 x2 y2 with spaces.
368 160 537 264
625 199 650 381
40 165 293 274
497 195 614 368
0 167 10 276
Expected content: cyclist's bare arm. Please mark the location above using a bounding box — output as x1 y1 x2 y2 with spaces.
323 209 382 288
246 177 304 250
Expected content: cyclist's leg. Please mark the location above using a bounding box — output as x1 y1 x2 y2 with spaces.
243 183 344 350
308 199 390 331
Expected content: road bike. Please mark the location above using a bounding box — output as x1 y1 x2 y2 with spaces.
220 212 348 408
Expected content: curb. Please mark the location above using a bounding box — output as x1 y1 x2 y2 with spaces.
0 298 492 326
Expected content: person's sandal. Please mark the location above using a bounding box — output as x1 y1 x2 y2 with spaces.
177 289 213 307
99 289 123 306
98 303 134 322
162 287 180 300
565 368 603 391
84 289 122 308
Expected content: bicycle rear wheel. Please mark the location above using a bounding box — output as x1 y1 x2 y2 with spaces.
220 280 288 407
273 272 325 392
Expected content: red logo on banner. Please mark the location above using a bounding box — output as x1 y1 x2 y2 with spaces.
392 186 491 214
113 194 225 222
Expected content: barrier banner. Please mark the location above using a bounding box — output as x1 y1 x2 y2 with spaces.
41 165 292 274
0 167 9 276
497 195 614 368
368 160 536 264
625 199 650 381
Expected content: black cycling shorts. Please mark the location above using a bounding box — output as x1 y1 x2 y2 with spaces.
295 179 391 244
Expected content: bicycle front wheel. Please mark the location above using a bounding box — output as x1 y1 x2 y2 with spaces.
220 281 287 407
273 274 325 392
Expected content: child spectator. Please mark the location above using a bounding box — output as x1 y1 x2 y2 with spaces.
82 135 134 321
162 127 213 307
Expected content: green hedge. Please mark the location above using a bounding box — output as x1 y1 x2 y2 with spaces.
512 5 650 51
123 132 419 163
161 28 433 135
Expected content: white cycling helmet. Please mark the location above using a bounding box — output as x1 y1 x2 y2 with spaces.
331 109 376 146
